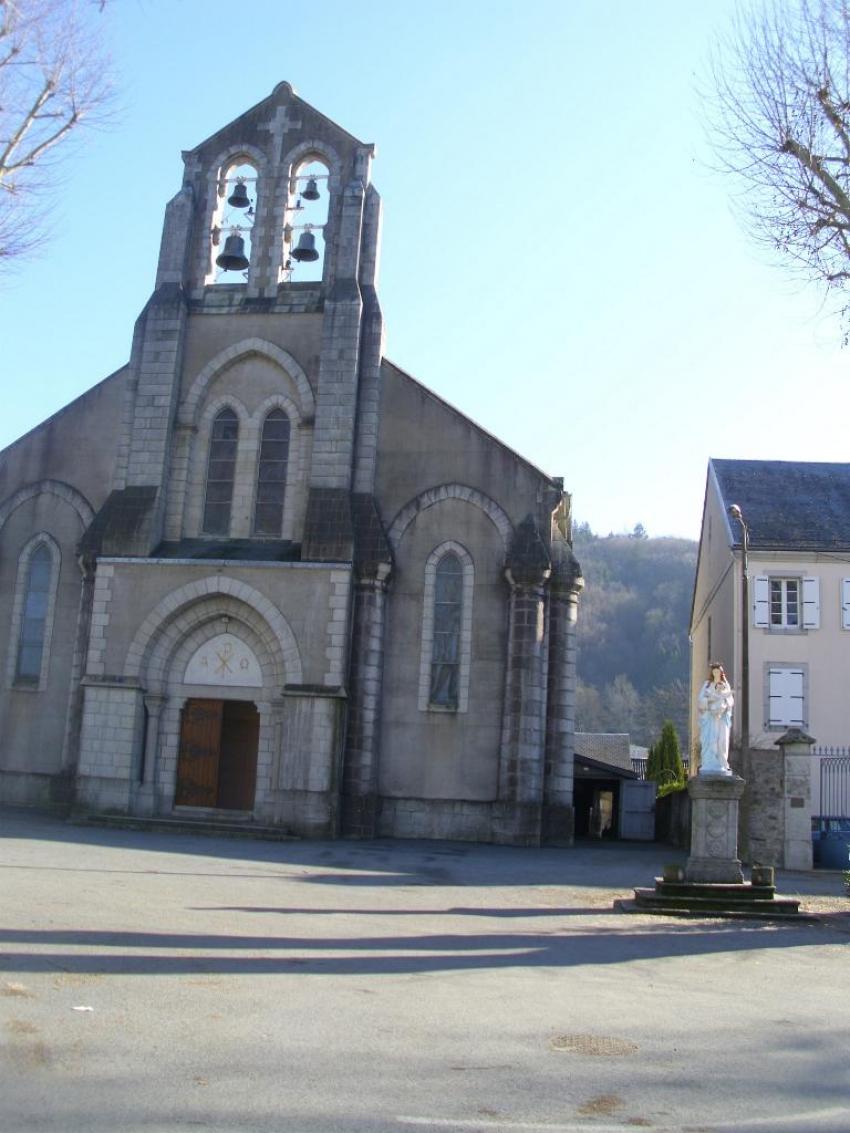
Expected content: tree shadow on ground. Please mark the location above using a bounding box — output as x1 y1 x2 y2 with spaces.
0 912 845 978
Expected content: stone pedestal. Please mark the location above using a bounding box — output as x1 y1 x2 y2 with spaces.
686 774 746 883
776 728 815 871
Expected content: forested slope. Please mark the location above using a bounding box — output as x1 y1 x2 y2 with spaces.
572 523 697 749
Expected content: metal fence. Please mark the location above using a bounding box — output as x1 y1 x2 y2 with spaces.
631 758 689 781
816 747 850 818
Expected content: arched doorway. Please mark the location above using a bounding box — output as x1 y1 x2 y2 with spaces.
175 698 260 810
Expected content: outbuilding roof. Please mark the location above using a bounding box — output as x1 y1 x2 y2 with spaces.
712 459 850 552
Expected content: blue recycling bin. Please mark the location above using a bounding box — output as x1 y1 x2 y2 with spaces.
812 816 850 869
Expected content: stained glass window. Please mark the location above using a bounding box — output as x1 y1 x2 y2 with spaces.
203 407 238 535
253 409 290 535
16 544 52 685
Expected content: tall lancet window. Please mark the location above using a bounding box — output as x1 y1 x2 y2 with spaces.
16 543 53 686
253 409 291 535
203 407 239 535
429 552 464 708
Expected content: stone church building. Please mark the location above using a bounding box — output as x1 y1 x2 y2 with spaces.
0 83 583 845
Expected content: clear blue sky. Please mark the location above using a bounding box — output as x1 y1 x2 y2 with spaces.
2 0 846 540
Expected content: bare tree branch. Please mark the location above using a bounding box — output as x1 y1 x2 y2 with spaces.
705 0 850 328
0 0 113 265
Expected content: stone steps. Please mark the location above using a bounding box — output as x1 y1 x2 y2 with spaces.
625 878 807 920
73 813 299 842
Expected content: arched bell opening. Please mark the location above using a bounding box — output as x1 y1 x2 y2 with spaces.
282 157 329 284
211 159 258 283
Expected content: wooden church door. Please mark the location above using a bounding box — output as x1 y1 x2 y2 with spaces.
175 699 223 806
175 698 259 810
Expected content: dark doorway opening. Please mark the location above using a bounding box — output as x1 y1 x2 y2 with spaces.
574 777 621 839
175 698 259 810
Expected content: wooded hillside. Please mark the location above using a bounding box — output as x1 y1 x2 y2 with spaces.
572 523 697 751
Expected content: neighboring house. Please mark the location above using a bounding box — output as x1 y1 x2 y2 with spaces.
0 83 584 846
690 459 850 843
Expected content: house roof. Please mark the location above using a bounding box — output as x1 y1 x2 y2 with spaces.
712 459 850 552
573 754 638 781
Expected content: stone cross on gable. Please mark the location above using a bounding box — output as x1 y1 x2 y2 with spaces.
262 104 302 139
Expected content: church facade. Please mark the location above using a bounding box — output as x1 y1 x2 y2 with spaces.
0 84 583 845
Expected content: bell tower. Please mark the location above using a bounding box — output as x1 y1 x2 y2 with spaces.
98 82 386 563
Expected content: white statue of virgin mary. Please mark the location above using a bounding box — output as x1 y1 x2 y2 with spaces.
697 661 734 776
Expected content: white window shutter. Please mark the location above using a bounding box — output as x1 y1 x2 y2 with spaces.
768 667 805 727
753 576 769 627
802 577 820 629
842 579 850 630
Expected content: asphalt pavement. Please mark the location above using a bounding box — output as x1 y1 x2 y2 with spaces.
1 807 848 1133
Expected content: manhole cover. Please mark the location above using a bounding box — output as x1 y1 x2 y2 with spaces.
550 1034 638 1057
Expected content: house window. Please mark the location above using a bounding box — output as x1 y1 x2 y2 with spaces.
766 664 806 729
770 579 799 627
13 540 57 688
753 576 819 630
203 407 238 535
418 541 474 713
253 409 290 536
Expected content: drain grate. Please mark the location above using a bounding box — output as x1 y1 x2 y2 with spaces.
550 1033 638 1057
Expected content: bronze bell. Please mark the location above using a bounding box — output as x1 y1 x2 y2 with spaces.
301 177 320 201
227 180 250 209
216 233 249 272
291 231 319 262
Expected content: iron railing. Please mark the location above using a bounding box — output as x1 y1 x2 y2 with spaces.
631 758 689 781
815 747 850 819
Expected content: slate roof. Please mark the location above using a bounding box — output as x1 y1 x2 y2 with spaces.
712 459 850 551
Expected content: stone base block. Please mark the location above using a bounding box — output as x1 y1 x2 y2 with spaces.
684 855 744 884
130 783 156 817
491 801 542 847
340 793 380 839
686 774 746 884
378 797 496 842
541 803 575 847
271 789 337 838
0 770 73 811
74 774 133 814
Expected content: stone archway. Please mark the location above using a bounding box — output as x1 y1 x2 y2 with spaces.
127 584 300 820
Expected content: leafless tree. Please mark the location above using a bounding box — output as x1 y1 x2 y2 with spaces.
707 0 850 322
0 0 112 264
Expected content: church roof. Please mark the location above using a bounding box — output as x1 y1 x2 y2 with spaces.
712 458 850 552
154 539 300 562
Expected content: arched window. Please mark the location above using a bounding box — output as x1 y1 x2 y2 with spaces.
253 409 291 536
203 407 238 535
430 553 464 708
419 542 474 713
15 543 53 686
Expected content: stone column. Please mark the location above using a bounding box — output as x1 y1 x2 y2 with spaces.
686 774 746 883
341 564 390 837
777 727 816 871
132 694 166 816
497 516 551 845
542 540 584 845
